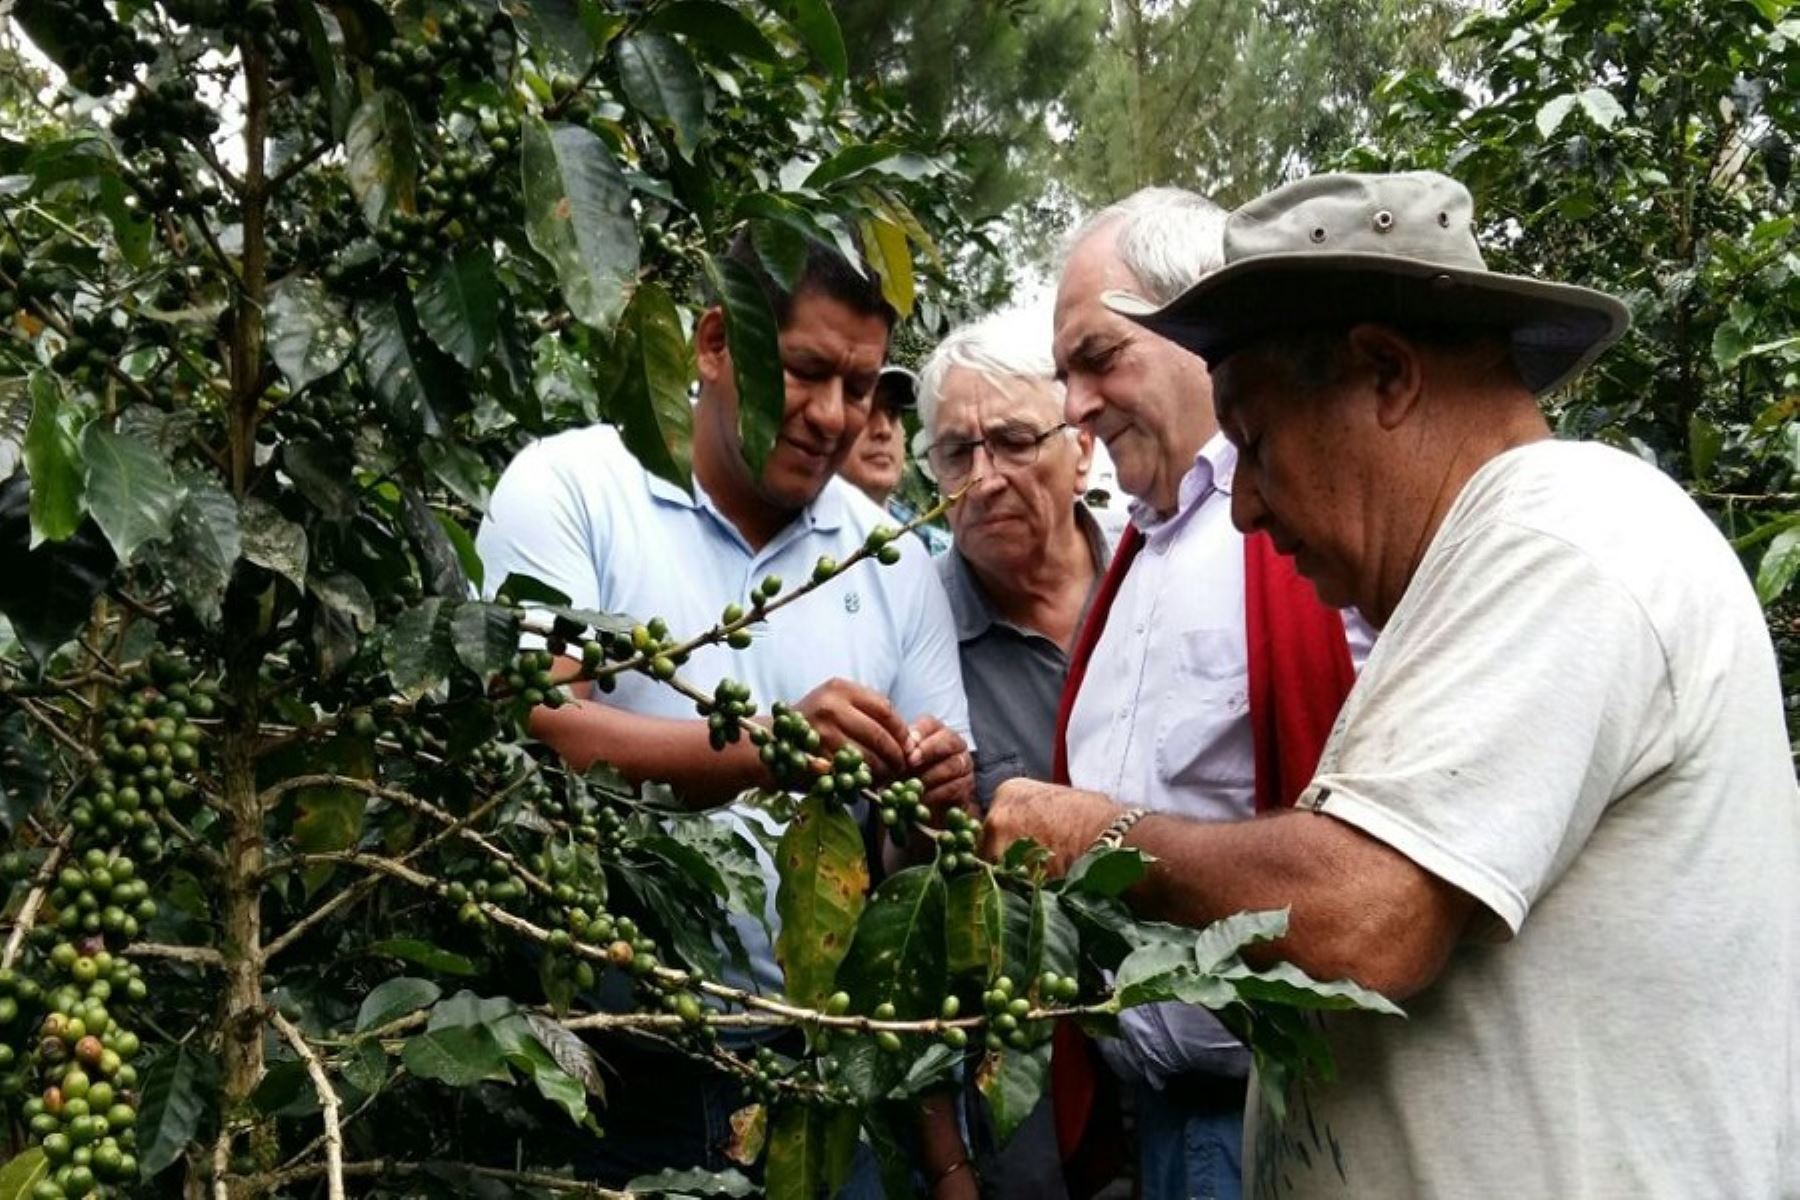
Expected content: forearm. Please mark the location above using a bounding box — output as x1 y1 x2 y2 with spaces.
915 1090 974 1196
526 699 768 809
986 779 1471 999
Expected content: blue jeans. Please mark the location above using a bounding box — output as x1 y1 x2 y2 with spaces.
1136 1083 1243 1200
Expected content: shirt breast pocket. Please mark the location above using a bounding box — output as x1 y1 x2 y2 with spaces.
1153 628 1253 797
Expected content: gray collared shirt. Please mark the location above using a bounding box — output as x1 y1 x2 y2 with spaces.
936 506 1113 811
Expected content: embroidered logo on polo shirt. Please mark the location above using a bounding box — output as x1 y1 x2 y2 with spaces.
843 591 861 614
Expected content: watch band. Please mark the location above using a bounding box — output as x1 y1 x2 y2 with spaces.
1089 806 1150 853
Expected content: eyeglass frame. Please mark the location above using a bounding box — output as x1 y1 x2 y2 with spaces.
922 421 1074 484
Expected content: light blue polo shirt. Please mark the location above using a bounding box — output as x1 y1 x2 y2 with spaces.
475 424 970 992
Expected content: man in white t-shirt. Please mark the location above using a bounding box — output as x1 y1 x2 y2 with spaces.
985 171 1799 1199
1050 187 1373 1200
477 232 976 1191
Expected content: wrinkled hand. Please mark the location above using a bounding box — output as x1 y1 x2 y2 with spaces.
794 677 911 779
982 778 1122 877
905 715 975 822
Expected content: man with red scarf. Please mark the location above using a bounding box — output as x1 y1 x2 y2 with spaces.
1046 188 1373 1200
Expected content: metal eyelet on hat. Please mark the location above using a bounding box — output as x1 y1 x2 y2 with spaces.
1372 210 1395 232
1437 211 1451 228
1309 226 1327 243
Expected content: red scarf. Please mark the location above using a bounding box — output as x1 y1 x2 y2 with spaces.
1047 525 1357 1187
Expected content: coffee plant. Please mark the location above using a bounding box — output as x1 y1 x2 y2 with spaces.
0 2 1394 1196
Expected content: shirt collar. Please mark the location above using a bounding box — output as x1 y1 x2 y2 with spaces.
948 504 1109 643
645 463 849 535
1127 431 1237 537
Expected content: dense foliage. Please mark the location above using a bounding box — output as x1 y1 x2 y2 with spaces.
0 2 1389 1197
1351 0 1800 742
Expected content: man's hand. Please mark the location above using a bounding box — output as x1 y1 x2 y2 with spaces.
982 778 1122 877
906 715 975 821
794 677 912 779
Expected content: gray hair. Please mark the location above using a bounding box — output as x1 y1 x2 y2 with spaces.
1062 186 1228 303
916 305 1064 442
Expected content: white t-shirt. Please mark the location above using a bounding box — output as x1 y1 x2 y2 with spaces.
474 425 970 993
1246 440 1799 1199
1070 434 1374 1084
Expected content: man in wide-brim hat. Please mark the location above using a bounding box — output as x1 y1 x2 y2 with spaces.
983 171 1799 1198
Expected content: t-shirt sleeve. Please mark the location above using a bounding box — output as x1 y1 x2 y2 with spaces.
1307 520 1676 936
888 552 974 748
473 440 603 610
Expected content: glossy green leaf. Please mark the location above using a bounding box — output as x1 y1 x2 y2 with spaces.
1190 908 1290 973
298 2 352 137
23 370 84 545
0 476 116 666
240 497 308 591
358 294 465 438
450 601 522 679
512 0 598 72
762 0 847 81
342 1040 388 1095
616 34 706 161
659 815 769 933
345 90 418 227
81 426 186 564
417 244 501 369
626 1167 757 1197
1575 87 1625 131
831 865 946 1101
267 274 355 394
750 218 809 291
703 251 784 477
386 597 457 698
946 867 1004 979
284 439 357 523
1535 94 1577 139
975 1037 1053 1145
1218 960 1405 1017
357 976 443 1032
165 467 241 625
1060 846 1151 899
860 217 913 316
365 938 480 977
136 1045 214 1178
1755 525 1800 605
607 280 695 491
521 117 638 332
402 1024 508 1087
647 1 780 63
764 1101 858 1200
0 1149 48 1199
774 795 868 1011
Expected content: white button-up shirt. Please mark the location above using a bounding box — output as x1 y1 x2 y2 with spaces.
1067 433 1374 1085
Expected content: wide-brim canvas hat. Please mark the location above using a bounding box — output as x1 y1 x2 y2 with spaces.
1104 171 1631 396
874 365 918 411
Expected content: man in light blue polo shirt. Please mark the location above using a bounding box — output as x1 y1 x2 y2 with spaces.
476 232 975 1188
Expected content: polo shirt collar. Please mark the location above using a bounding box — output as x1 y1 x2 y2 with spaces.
644 463 850 534
947 504 1109 643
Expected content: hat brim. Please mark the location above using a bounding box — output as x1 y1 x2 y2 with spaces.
1105 252 1631 396
875 366 918 410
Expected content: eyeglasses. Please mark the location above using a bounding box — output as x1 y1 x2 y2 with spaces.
925 422 1071 484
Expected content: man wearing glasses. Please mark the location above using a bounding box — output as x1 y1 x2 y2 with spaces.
1046 188 1373 1200
914 305 1110 1200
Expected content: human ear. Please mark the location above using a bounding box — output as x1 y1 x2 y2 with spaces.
1073 428 1095 489
696 308 730 384
1345 323 1425 431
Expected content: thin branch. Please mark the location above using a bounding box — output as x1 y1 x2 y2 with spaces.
1 827 73 970
128 942 226 969
261 765 541 964
7 694 98 763
256 774 551 896
269 1011 345 1200
252 1160 637 1197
